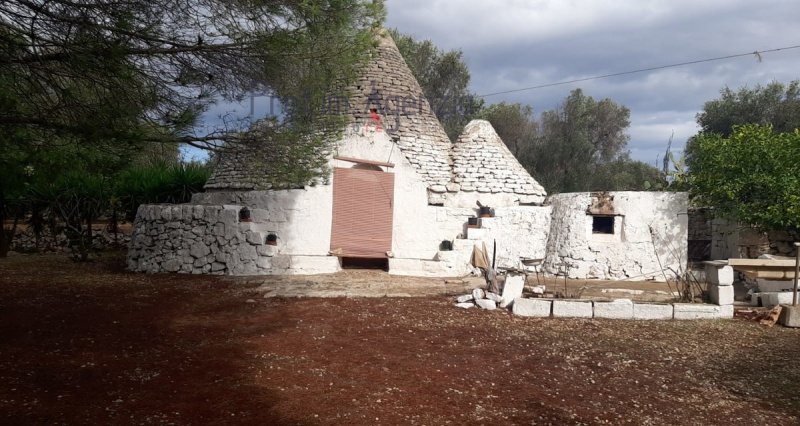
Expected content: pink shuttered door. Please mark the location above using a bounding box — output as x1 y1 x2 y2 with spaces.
330 167 395 258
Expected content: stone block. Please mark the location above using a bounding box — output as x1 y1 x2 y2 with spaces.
673 303 733 320
779 305 800 328
255 257 271 269
704 264 734 286
633 303 674 320
257 244 278 257
250 209 270 223
552 300 593 318
286 256 341 275
759 291 800 309
512 298 551 317
594 299 634 319
709 284 734 305
500 274 525 308
246 230 266 245
190 242 210 259
466 227 487 240
163 259 181 273
475 299 497 310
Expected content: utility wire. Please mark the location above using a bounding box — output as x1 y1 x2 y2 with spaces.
478 44 800 98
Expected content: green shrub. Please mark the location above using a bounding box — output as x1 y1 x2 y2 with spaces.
116 161 211 220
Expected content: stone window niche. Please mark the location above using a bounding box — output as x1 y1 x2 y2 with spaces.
592 215 615 234
589 215 622 242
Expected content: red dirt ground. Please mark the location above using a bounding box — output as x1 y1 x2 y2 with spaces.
1 252 800 425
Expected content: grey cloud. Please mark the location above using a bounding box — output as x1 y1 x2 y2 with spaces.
387 0 800 162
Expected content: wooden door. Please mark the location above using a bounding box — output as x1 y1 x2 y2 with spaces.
330 167 395 258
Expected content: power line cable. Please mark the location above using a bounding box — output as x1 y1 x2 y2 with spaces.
478 44 800 98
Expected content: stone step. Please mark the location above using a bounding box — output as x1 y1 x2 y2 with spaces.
389 258 470 277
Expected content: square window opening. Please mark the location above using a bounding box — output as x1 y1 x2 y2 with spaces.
592 216 615 234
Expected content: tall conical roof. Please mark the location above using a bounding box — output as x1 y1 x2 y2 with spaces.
452 120 547 203
338 29 453 188
204 29 453 191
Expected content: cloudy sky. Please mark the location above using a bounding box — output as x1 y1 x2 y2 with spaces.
192 0 799 164
385 0 800 164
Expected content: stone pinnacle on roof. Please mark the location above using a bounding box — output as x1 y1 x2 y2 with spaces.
452 120 547 204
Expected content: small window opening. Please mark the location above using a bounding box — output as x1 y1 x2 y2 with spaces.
592 216 614 234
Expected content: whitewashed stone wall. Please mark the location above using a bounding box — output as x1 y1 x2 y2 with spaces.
186 128 551 276
544 192 688 281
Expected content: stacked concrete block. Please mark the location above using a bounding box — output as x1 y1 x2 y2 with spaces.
704 262 734 311
552 300 593 318
594 299 634 319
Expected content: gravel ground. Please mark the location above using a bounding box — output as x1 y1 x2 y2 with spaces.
1 252 799 425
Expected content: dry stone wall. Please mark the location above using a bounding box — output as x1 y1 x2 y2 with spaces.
127 204 283 275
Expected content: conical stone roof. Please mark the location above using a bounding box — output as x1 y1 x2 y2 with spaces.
452 120 547 203
204 29 453 191
337 29 453 188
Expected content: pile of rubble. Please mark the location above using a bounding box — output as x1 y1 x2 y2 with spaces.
454 273 545 311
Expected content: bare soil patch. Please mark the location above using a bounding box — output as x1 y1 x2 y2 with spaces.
1 252 799 425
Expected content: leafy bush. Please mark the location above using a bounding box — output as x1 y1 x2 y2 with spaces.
688 125 800 236
116 162 211 220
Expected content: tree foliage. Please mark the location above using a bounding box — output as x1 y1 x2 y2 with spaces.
390 29 483 141
697 80 800 136
479 102 537 157
0 0 384 150
688 125 800 236
687 80 800 170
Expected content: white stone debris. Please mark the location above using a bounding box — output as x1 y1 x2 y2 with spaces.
475 299 497 310
485 292 503 303
455 294 474 304
530 285 546 295
472 288 486 301
455 302 474 309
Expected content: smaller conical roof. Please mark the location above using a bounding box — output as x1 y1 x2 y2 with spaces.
451 120 546 202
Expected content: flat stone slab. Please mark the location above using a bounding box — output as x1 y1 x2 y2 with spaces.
633 303 674 320
512 298 551 317
779 305 800 328
500 274 525 308
594 299 634 319
552 300 593 318
673 303 733 320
